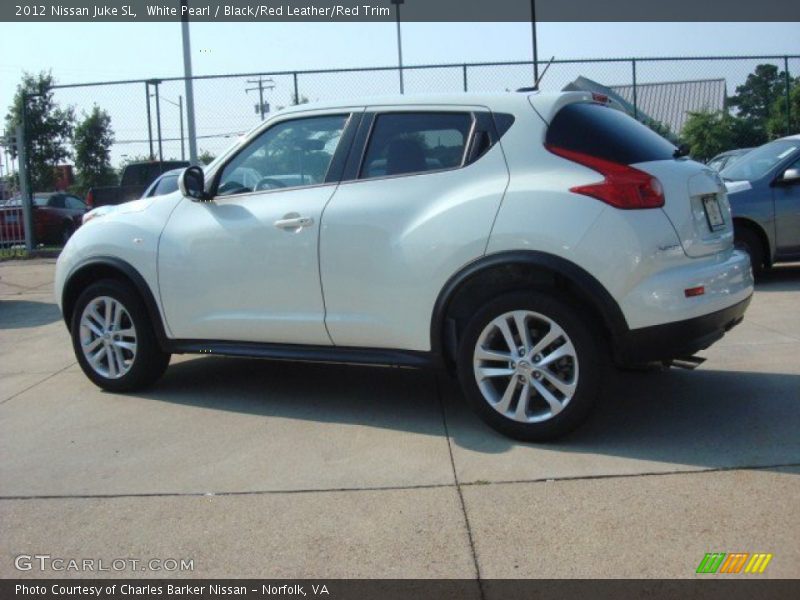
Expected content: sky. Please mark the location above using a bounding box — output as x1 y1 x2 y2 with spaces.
1 21 799 166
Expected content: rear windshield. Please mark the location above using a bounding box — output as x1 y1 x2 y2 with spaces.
545 102 676 165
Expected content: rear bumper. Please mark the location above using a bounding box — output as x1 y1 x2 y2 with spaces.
615 295 750 364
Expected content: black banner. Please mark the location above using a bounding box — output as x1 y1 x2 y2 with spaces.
3 0 800 22
3 579 800 600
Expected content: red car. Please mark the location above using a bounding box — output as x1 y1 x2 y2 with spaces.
0 192 87 246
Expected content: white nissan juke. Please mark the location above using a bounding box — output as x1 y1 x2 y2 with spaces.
55 91 753 441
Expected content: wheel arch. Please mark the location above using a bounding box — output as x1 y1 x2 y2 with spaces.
431 250 629 364
61 257 168 346
732 216 772 267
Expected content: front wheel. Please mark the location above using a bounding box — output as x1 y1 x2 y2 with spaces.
71 279 170 392
457 291 603 442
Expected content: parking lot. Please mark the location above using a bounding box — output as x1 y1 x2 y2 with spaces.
0 258 798 580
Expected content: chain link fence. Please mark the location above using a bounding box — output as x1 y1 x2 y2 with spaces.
2 54 799 256
42 54 800 170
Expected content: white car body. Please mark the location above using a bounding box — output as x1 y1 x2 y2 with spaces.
55 92 752 438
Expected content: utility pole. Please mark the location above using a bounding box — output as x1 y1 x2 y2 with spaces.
391 0 405 94
531 0 539 84
161 95 185 161
179 95 184 161
148 79 164 162
246 77 275 120
145 82 154 160
181 0 198 164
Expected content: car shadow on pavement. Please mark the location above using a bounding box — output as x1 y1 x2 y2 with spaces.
140 356 452 441
0 299 61 329
754 263 800 292
139 355 800 470
440 365 800 469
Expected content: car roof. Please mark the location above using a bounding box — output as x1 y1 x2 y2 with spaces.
273 91 586 116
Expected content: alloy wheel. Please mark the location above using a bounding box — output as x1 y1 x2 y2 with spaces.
79 296 138 379
472 310 579 423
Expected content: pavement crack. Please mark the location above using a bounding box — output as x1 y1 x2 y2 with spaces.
0 362 75 405
434 372 485 600
459 461 800 489
1 462 798 502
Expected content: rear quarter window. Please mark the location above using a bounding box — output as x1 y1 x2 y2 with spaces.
360 112 473 179
545 102 676 165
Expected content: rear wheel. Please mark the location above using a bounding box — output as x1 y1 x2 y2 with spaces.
457 291 603 442
734 226 765 276
71 279 170 392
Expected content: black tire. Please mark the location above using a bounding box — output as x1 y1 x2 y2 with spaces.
70 279 170 392
734 226 765 277
456 291 603 442
60 221 75 245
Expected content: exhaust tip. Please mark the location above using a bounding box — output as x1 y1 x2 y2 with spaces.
668 355 706 370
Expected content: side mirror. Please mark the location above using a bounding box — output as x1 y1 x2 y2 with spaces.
777 167 800 185
178 166 209 201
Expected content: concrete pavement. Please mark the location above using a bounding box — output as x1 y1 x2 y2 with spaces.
1 259 798 581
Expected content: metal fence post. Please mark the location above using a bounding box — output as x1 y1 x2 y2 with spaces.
293 72 299 104
631 58 638 119
16 123 33 252
462 64 468 92
785 56 791 133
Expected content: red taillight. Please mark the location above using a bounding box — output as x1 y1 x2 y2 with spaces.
684 286 705 298
591 93 609 104
85 190 94 208
546 144 665 209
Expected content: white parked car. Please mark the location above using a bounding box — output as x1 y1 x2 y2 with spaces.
55 92 753 441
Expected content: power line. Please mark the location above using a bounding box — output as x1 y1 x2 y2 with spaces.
112 131 245 145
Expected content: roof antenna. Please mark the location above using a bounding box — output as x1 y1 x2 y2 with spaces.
517 56 555 92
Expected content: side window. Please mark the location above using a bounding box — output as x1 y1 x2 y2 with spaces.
65 195 86 210
216 114 349 197
49 195 66 209
360 112 473 179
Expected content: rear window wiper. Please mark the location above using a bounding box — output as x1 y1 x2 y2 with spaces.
673 144 690 159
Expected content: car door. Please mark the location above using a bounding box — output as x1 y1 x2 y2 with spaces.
319 106 511 351
158 110 359 345
773 155 800 256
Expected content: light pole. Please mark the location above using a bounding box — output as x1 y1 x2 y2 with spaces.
390 0 404 94
531 0 539 84
160 95 185 160
181 0 198 164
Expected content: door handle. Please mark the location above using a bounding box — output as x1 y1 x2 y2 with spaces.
274 214 314 231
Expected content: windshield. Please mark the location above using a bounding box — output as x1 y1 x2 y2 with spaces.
721 140 800 182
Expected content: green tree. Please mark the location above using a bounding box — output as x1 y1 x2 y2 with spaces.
727 63 790 145
4 71 75 191
73 106 117 194
681 110 736 162
197 149 216 165
766 79 800 139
